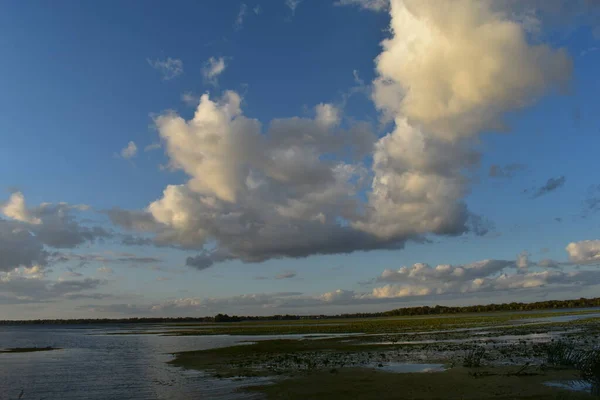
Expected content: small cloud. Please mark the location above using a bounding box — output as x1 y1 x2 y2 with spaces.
581 46 599 57
1 191 42 225
531 176 566 198
352 69 365 86
516 250 530 269
285 0 302 16
234 3 248 31
156 276 171 281
467 213 495 237
334 0 388 11
120 141 138 159
275 271 297 280
181 92 200 106
538 259 560 269
147 57 183 80
186 254 214 271
97 267 114 275
566 240 600 264
203 57 227 86
489 163 526 179
253 276 269 280
253 4 262 14
144 143 161 152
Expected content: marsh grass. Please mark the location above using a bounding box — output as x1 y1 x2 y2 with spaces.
463 347 486 367
545 340 600 396
106 311 600 337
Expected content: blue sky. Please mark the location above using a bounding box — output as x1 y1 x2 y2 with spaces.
1 0 600 319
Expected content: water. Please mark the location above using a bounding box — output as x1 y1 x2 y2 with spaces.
373 363 445 373
518 312 600 324
360 330 577 346
544 380 593 393
0 325 329 400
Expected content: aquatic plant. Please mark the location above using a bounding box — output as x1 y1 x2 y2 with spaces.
463 347 486 368
545 340 579 367
545 341 600 396
577 349 600 396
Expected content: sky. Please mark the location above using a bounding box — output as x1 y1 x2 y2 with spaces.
1 0 600 320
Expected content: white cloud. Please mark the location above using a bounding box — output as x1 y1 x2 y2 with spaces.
566 240 600 264
354 0 571 241
123 92 392 263
147 57 184 80
315 103 341 128
181 92 200 106
254 5 262 15
320 289 357 302
373 0 571 140
352 69 364 86
144 143 161 152
120 141 138 159
372 259 515 298
286 0 302 15
370 264 600 300
2 192 42 225
334 0 389 11
97 267 114 275
517 250 530 269
202 57 227 85
275 271 297 279
0 266 46 283
234 4 248 31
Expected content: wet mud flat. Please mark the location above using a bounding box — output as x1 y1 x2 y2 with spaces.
170 313 600 399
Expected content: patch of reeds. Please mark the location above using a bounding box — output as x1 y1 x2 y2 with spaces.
463 347 486 368
545 340 600 396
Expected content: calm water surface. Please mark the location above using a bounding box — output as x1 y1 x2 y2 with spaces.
0 325 286 400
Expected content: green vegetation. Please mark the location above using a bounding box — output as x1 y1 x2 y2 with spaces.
125 310 600 337
0 346 60 353
169 338 396 377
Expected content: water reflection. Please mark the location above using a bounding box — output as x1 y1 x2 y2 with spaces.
0 325 274 400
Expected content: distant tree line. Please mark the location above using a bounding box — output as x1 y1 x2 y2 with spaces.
375 297 600 317
2 297 599 325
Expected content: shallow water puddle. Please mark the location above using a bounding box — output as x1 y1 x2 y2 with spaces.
360 330 578 346
544 380 592 393
370 363 446 373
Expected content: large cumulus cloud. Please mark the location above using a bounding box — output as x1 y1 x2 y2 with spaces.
111 0 572 268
